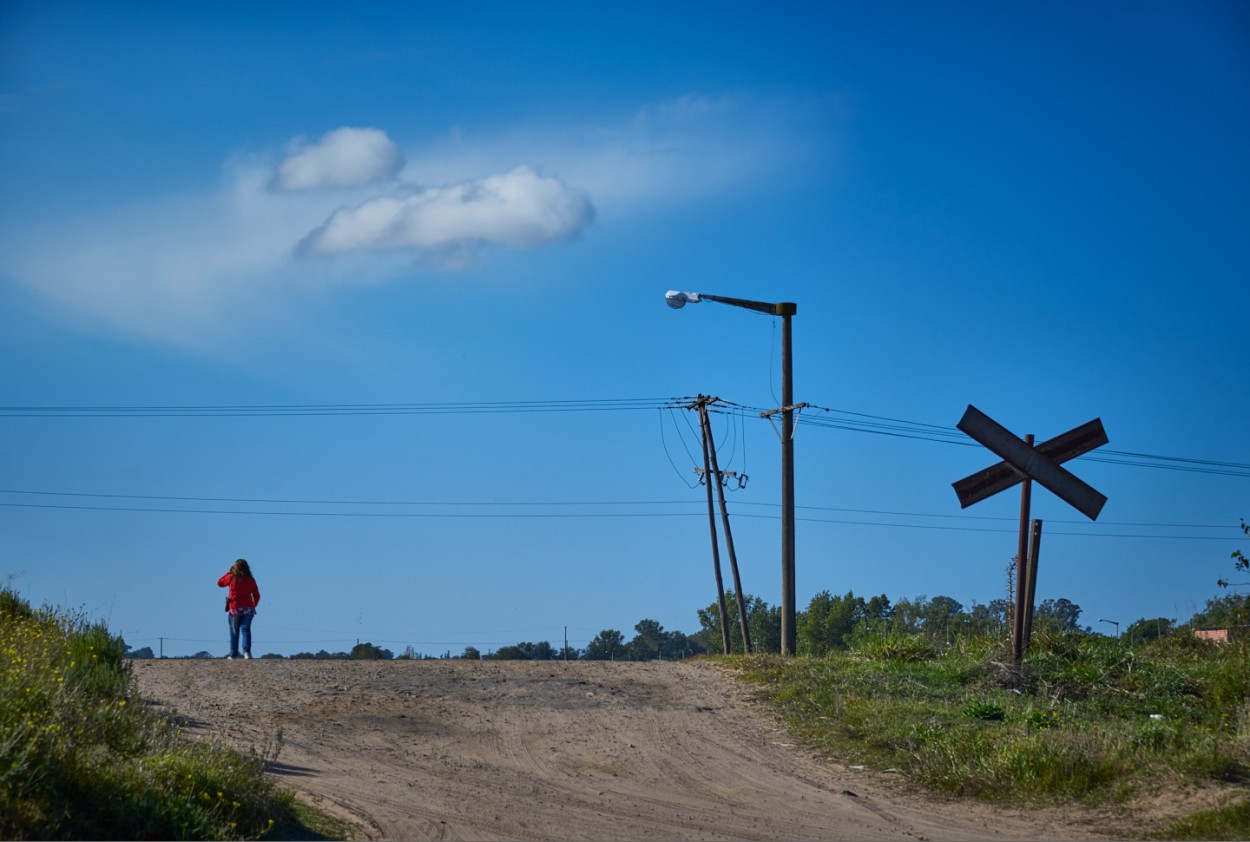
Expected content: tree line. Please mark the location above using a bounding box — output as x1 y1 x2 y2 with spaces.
125 518 1250 660
123 586 1248 661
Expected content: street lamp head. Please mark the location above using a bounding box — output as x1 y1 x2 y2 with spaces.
665 290 701 309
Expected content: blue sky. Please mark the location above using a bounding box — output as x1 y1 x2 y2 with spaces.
1 1 1247 657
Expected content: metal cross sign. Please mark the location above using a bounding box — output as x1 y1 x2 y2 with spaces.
953 405 1108 520
952 404 1109 664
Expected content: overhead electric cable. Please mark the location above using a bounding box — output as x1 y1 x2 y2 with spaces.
0 397 690 418
0 488 703 506
0 495 1239 539
658 409 701 489
0 488 1240 531
0 501 699 518
3 395 1245 476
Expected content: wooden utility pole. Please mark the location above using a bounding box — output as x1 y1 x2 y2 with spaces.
696 397 752 654
695 397 732 655
1011 434 1034 663
1022 519 1043 648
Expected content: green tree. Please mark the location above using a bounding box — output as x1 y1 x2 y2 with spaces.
584 629 625 660
696 592 779 654
864 594 892 623
747 598 782 654
888 596 926 635
969 599 1011 632
461 645 481 660
627 619 667 660
1189 593 1250 628
800 591 894 654
351 641 393 660
488 641 557 660
661 629 701 659
798 591 862 655
1124 617 1175 645
300 649 349 659
1034 598 1086 633
919 595 965 640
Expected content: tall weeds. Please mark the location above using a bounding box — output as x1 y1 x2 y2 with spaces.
0 588 310 840
736 629 1250 814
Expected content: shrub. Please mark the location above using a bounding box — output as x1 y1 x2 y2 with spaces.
0 587 308 840
851 632 938 662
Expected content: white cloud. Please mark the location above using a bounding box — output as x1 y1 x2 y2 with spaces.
299 166 593 259
0 95 837 350
270 127 405 192
0 162 370 351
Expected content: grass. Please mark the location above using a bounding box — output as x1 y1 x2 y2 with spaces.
0 587 345 840
1153 797 1250 840
733 630 1250 836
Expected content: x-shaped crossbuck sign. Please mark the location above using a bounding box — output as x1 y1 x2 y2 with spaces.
952 405 1109 520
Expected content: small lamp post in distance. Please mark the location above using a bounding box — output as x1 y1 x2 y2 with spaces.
664 289 799 656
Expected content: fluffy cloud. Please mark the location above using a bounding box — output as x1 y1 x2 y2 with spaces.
270 127 405 192
0 95 835 350
299 165 593 257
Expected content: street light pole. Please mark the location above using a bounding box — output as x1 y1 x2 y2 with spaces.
779 307 796 656
665 290 800 655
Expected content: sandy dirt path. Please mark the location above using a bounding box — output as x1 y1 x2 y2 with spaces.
133 659 1109 841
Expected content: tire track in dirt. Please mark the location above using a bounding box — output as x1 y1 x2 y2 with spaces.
133 659 1107 841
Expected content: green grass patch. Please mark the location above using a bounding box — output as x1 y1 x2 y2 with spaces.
1152 797 1250 840
733 630 1250 827
0 587 344 840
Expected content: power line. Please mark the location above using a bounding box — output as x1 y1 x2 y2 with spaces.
0 491 1240 540
0 398 688 418
0 488 701 507
0 501 698 518
794 405 1250 478
3 395 1246 476
659 407 702 489
3 488 1236 529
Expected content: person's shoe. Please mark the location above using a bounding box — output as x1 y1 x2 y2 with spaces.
243 652 252 660
226 655 236 660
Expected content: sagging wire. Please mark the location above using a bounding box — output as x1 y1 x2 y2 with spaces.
659 406 701 489
697 401 751 491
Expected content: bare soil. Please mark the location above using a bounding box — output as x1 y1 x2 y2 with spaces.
133 659 1131 841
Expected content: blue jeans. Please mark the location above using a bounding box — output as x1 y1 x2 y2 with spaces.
228 611 254 657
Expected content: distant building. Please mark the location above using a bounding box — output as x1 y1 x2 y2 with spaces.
1193 626 1250 644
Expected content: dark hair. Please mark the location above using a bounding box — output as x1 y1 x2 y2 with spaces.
231 559 253 579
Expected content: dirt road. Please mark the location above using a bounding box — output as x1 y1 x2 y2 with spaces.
133 659 1106 841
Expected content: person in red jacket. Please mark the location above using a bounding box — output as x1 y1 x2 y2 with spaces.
218 558 261 659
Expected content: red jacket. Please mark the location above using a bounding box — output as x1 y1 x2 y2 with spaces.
218 572 260 612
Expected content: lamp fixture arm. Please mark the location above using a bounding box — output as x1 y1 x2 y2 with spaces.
700 294 797 317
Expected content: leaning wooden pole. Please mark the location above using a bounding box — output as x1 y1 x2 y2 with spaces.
696 397 732 655
1022 518 1043 652
1012 434 1034 665
703 404 753 654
